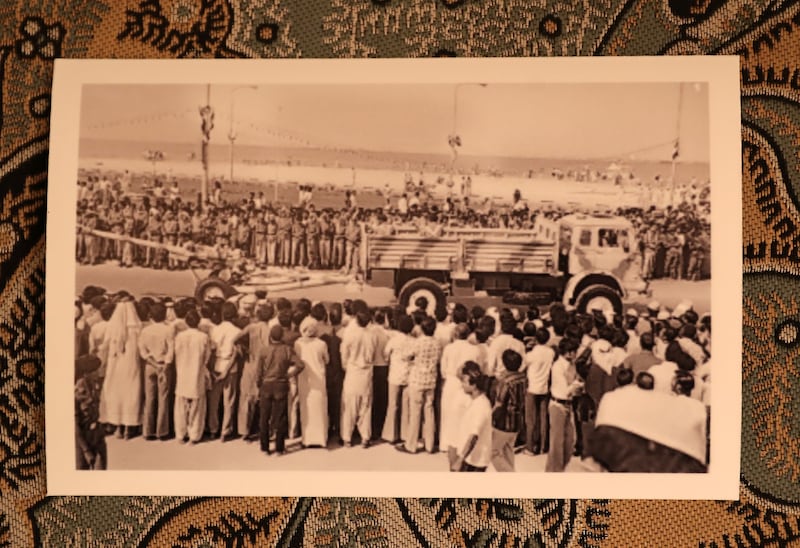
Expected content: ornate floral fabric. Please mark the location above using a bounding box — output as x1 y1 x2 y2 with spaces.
2 0 800 545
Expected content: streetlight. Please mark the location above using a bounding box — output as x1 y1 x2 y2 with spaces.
228 85 258 184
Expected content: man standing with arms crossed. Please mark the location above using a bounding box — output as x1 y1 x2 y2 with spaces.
138 302 175 441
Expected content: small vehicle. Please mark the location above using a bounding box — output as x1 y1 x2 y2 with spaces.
362 214 649 317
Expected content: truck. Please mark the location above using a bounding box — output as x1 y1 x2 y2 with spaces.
361 214 650 317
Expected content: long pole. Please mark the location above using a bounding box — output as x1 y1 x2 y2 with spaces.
670 83 683 207
229 92 235 184
201 84 211 206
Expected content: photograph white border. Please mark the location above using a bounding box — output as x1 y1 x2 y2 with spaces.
46 56 742 499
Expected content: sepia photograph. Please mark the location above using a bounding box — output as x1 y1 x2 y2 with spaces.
46 57 741 498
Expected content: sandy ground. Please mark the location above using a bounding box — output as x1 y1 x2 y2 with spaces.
76 263 710 314
105 434 551 472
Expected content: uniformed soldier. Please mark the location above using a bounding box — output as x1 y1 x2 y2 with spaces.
163 210 179 270
265 211 278 267
306 212 321 269
664 231 682 280
146 211 162 268
687 230 707 281
291 211 307 267
277 207 292 266
252 213 267 266
318 211 333 270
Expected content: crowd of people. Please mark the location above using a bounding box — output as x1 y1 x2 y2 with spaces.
75 173 710 281
75 284 711 473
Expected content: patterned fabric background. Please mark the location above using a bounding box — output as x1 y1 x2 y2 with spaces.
1 0 799 545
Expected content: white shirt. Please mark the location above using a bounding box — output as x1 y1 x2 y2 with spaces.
457 394 492 468
550 356 577 400
525 344 555 395
174 328 211 399
440 339 481 381
384 331 414 386
487 334 526 377
209 321 242 375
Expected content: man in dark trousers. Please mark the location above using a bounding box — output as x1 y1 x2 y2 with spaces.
257 325 305 455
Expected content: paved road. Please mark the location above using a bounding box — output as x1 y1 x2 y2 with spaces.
76 263 710 314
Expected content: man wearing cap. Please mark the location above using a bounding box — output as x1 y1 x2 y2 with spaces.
257 325 305 454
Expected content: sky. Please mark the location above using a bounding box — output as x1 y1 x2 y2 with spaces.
79 82 709 163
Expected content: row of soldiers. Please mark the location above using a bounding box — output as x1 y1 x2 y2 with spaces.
76 198 364 271
634 205 709 281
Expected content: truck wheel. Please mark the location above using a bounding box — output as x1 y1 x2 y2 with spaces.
398 277 447 318
195 278 238 303
576 284 622 316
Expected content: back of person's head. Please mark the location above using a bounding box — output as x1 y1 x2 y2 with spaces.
297 298 312 314
185 309 200 329
639 332 655 351
475 326 491 344
502 349 523 372
453 322 470 340
210 307 222 325
624 315 638 330
278 309 292 328
328 303 343 327
460 360 487 393
564 323 582 341
479 315 496 334
434 306 447 322
270 325 284 342
452 304 468 324
99 302 116 322
136 301 151 322
683 309 699 325
397 314 414 335
616 367 634 387
500 315 517 335
311 303 327 322
221 302 237 322
535 327 550 345
522 322 537 338
356 310 371 328
89 295 107 311
257 302 275 323
412 309 427 326
598 325 615 342
526 306 540 321
150 302 167 323
636 371 655 390
342 299 353 316
672 371 695 396
557 337 579 357
276 297 292 312
373 309 386 326
414 295 429 312
420 316 436 337
679 323 697 340
470 305 485 323
292 309 308 328
663 326 678 343
200 302 214 320
352 299 369 316
612 328 629 349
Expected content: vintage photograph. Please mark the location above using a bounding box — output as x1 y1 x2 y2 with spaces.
47 58 741 498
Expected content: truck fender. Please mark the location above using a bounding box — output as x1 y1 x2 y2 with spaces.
563 272 624 306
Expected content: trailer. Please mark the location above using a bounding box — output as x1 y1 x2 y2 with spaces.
362 214 649 317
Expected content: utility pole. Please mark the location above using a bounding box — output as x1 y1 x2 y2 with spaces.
670 83 683 208
199 84 214 206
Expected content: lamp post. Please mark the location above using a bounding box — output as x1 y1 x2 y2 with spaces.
199 84 213 206
228 85 258 185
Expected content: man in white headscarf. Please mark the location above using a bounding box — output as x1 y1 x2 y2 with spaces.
99 296 143 439
294 316 329 448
